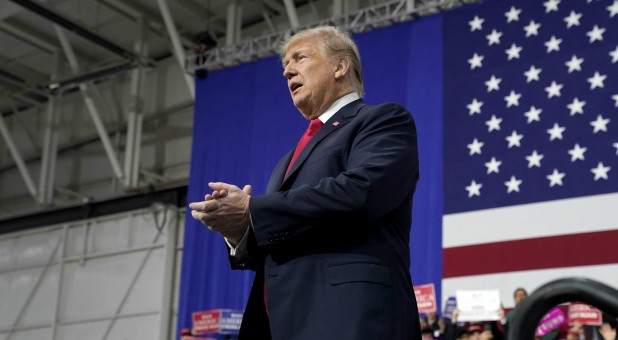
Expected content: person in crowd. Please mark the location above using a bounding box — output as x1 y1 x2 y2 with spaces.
599 321 617 340
499 287 528 338
189 25 420 340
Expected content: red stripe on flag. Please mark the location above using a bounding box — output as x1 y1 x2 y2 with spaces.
443 230 618 278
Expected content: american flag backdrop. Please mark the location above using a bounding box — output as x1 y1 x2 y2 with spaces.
442 0 618 306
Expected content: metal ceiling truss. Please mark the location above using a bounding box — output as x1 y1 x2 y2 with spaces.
188 0 482 72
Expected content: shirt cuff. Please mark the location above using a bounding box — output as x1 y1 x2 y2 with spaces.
225 215 253 257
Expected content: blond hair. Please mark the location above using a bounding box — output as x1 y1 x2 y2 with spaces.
279 26 364 97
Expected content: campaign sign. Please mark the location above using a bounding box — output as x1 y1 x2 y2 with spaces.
443 296 457 321
568 303 602 326
192 310 221 335
414 283 437 314
219 309 244 334
192 309 244 335
536 307 567 336
456 290 501 322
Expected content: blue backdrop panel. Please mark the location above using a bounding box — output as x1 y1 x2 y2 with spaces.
178 16 444 335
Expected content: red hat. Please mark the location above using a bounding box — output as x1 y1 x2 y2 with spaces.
467 324 483 333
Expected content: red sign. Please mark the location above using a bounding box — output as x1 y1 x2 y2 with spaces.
192 310 221 335
568 303 602 326
414 283 437 313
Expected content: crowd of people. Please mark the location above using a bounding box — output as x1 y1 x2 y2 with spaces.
420 288 617 340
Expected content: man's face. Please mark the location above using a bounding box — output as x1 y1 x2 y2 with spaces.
282 38 339 119
514 289 527 305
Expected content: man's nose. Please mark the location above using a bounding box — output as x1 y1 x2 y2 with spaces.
283 63 296 79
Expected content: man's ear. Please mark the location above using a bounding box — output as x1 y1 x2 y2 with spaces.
334 58 350 80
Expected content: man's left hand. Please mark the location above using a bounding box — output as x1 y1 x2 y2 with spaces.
189 182 252 245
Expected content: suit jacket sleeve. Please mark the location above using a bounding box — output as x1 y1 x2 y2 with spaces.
249 102 419 248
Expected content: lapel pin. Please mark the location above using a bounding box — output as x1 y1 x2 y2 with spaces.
332 121 340 126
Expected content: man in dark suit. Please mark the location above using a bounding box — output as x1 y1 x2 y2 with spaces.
190 26 421 340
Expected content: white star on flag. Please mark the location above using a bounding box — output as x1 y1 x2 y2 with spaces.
524 65 542 82
504 176 523 193
567 98 586 116
467 138 484 155
608 1 618 17
565 55 584 73
545 81 563 98
486 115 502 132
564 11 582 28
544 0 560 13
524 106 542 123
547 123 566 140
505 7 522 23
591 162 611 181
505 130 523 148
587 72 606 90
469 15 485 31
485 75 502 92
526 150 544 168
523 20 541 37
586 25 605 43
547 169 566 187
545 36 562 53
465 180 483 197
485 157 502 174
613 143 618 155
568 143 587 162
590 115 610 133
486 29 503 45
505 44 522 60
468 53 484 69
504 90 522 107
467 98 483 115
609 45 618 63
613 94 618 107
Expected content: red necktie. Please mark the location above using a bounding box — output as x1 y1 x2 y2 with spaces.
285 119 324 177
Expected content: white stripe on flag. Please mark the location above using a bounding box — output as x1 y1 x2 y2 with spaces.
443 193 618 248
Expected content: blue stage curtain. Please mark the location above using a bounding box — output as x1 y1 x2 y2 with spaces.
178 16 444 336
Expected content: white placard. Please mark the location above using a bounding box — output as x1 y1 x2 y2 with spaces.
456 290 501 322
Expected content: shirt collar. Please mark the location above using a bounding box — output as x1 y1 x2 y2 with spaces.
318 92 360 123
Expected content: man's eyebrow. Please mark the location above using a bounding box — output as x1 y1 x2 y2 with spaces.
282 50 301 67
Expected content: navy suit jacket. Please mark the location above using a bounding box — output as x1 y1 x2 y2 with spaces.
232 99 421 340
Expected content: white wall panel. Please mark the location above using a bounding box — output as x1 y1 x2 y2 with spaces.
0 328 51 340
0 206 184 340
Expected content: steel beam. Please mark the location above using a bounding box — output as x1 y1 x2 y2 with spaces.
158 206 179 340
189 0 481 72
283 0 300 28
9 0 140 61
0 97 38 198
155 0 195 100
38 52 61 206
407 0 416 12
262 9 277 33
123 17 148 189
236 2 243 43
226 0 238 46
54 25 125 181
0 1 23 21
50 226 68 340
333 0 343 17
0 22 57 55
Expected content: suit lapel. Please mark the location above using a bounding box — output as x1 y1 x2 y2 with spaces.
267 150 293 193
279 99 365 190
